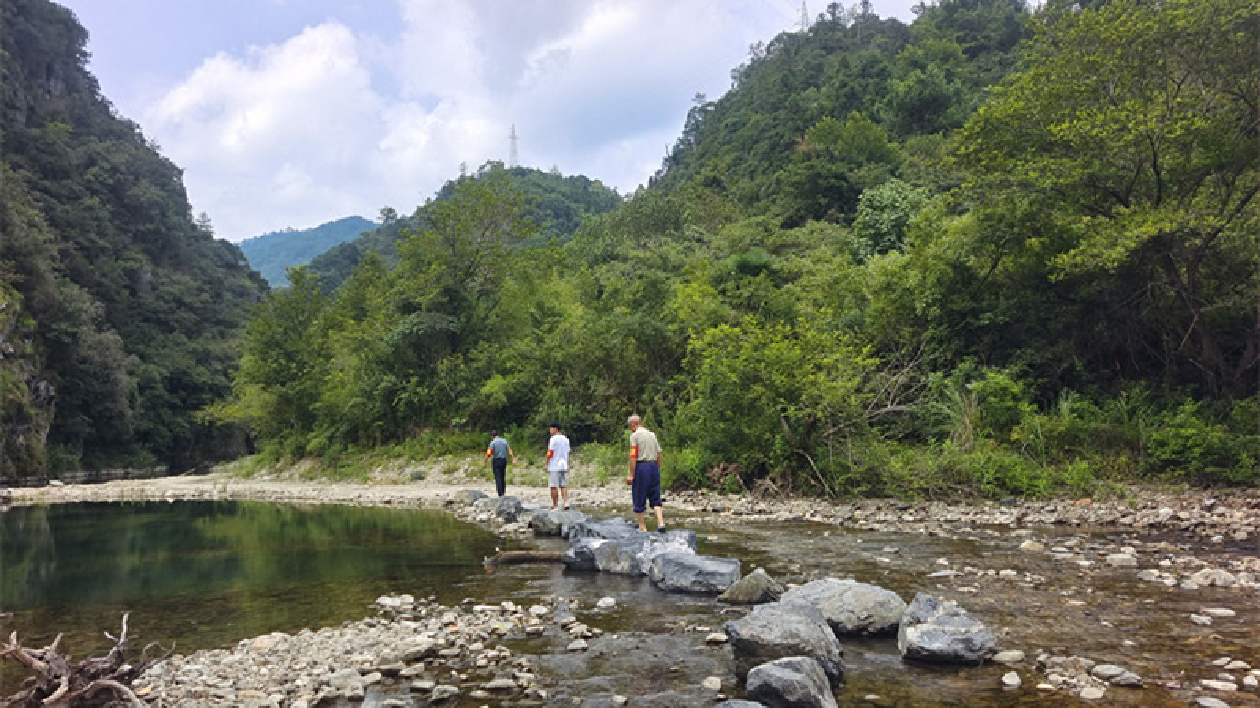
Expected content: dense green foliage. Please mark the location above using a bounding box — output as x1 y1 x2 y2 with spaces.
0 0 267 479
306 165 622 292
238 216 375 287
226 0 1258 496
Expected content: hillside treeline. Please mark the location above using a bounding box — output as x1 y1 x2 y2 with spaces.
223 0 1258 496
1 0 267 479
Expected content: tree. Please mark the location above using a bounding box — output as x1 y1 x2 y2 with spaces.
957 0 1260 397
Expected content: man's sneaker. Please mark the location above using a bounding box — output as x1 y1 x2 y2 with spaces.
657 526 668 533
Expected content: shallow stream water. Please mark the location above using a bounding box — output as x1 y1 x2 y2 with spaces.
2 501 1256 706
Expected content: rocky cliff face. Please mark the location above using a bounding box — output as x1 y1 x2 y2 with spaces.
0 0 267 479
0 285 55 482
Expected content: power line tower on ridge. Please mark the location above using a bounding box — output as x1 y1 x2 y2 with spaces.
799 1 810 31
509 124 519 168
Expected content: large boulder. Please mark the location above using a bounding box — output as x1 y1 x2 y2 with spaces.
561 524 699 575
591 536 654 574
897 593 996 664
529 509 587 536
780 578 906 636
724 604 845 684
719 568 786 605
562 538 607 572
746 657 838 708
566 517 641 541
648 553 741 593
474 495 524 522
456 489 488 504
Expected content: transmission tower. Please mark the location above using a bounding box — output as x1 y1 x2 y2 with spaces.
799 1 809 31
508 124 519 168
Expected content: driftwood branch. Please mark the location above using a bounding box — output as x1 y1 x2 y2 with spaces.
1 613 163 707
483 549 566 567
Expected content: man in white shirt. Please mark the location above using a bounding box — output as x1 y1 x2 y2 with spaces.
546 421 571 510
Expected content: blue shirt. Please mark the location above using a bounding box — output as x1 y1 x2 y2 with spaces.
488 437 510 459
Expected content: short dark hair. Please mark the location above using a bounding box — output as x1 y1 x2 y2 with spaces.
490 430 499 437
548 421 562 430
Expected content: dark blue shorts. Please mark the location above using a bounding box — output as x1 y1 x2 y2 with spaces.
632 461 661 513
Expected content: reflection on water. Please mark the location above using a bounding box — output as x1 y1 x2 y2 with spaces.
0 501 500 690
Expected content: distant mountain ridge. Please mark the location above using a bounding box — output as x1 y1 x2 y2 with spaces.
239 216 375 287
306 165 622 291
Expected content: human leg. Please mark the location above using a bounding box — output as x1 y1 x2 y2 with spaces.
643 462 665 530
492 458 507 496
631 467 649 531
549 486 559 508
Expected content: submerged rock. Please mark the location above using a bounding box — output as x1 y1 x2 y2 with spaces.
746 656 838 708
648 553 741 593
718 568 786 605
897 593 996 664
780 578 906 636
724 603 845 684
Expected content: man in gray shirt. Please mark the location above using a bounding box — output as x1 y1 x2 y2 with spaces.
484 431 517 497
626 414 665 532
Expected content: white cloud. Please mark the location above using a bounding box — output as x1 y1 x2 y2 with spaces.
143 1 800 241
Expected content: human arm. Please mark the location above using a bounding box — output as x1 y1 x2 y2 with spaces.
508 445 517 465
626 443 638 485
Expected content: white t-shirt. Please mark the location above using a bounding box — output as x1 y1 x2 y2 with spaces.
547 434 571 472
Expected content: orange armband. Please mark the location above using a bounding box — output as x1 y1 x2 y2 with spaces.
630 445 639 459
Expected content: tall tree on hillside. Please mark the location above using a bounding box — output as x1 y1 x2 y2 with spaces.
957 0 1260 397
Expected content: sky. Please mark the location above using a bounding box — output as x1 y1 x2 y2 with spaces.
59 0 918 243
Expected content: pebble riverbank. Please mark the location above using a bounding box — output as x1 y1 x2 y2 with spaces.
5 472 1258 706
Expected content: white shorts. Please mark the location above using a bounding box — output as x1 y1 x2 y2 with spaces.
548 469 568 488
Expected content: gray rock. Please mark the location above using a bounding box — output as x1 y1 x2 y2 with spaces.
746 656 838 708
430 684 459 702
1111 671 1143 687
566 518 641 541
1002 671 1021 688
780 578 906 636
562 537 606 572
530 509 587 536
458 489 488 504
648 553 741 593
1106 553 1138 567
715 703 768 708
991 650 1025 664
1091 664 1126 680
724 603 845 684
489 495 524 522
897 592 997 664
719 568 786 605
1194 698 1231 708
1190 569 1237 587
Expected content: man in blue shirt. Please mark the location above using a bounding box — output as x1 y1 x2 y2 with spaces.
484 431 517 497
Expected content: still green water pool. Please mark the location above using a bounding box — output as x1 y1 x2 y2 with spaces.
0 501 499 673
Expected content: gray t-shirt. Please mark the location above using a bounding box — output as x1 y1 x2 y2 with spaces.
488 437 510 459
547 434 570 472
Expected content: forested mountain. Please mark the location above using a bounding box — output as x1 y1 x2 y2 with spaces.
651 0 1027 224
225 0 1258 495
239 216 374 287
306 165 621 291
0 0 267 480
